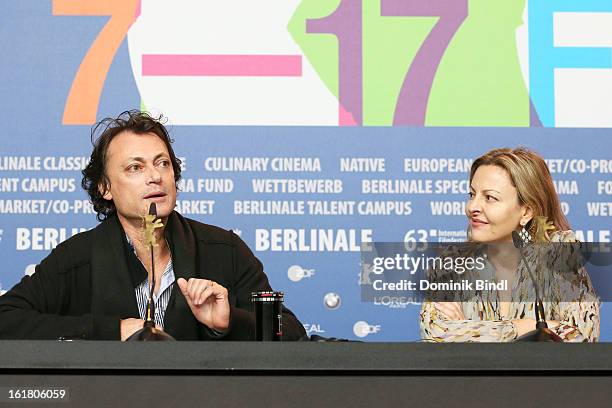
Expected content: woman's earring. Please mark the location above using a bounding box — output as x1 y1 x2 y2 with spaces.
518 222 533 246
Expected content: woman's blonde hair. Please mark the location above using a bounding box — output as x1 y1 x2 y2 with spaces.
469 147 570 241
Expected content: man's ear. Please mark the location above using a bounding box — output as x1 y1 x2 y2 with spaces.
98 181 112 201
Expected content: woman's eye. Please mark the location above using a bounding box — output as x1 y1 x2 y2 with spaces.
486 195 498 201
127 164 142 171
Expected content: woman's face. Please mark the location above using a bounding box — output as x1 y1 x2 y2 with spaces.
466 165 532 243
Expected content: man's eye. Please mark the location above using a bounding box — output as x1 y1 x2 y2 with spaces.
486 195 498 201
127 164 142 171
158 160 170 167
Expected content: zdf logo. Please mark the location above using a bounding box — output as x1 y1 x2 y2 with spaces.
353 321 381 338
358 262 375 285
287 265 315 282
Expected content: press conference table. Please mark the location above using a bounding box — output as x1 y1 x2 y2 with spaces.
1 341 611 407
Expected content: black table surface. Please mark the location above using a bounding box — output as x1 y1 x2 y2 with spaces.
1 341 612 372
3 342 612 407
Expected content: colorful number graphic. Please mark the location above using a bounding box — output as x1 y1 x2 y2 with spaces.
381 0 467 125
53 0 139 125
307 0 362 126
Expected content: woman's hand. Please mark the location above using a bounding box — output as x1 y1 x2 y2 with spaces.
433 302 466 320
511 319 560 337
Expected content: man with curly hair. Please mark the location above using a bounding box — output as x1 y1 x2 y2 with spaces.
0 110 305 341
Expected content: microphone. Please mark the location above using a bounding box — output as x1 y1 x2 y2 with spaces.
144 202 157 330
512 231 545 327
511 231 561 342
126 202 175 341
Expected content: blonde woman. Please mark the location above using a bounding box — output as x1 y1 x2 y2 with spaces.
420 147 599 342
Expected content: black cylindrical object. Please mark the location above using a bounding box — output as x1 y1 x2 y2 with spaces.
251 291 284 341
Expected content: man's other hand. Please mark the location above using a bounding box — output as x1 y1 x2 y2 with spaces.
121 318 144 341
177 278 230 333
120 318 162 341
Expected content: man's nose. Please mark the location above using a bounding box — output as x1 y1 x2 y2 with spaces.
147 166 162 184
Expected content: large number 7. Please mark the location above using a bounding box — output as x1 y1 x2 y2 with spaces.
381 0 467 125
53 0 139 125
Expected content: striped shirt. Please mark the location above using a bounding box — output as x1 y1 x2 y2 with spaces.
127 235 175 329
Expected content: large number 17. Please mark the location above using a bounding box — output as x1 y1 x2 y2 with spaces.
308 0 467 126
53 0 139 125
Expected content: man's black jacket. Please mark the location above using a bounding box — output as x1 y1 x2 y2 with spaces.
0 212 305 340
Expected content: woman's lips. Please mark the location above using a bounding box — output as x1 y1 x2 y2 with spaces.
470 218 488 228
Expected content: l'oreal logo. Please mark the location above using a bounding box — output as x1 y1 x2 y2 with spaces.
303 323 326 335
